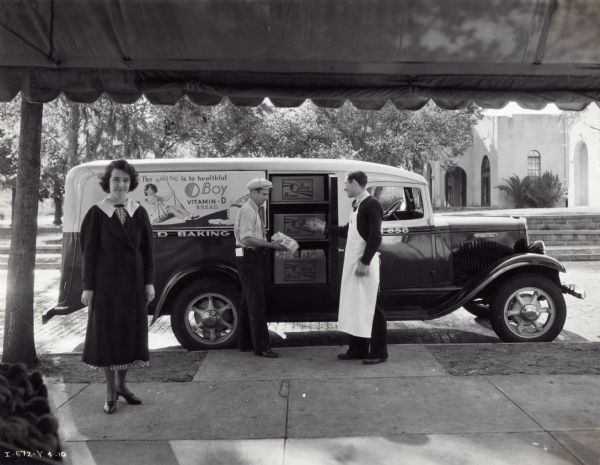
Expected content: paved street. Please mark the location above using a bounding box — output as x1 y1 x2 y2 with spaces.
1 261 598 354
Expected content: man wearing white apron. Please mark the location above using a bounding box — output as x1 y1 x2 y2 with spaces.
310 171 388 364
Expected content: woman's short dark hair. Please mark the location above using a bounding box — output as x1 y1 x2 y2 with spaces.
144 183 158 194
347 170 368 188
99 159 139 193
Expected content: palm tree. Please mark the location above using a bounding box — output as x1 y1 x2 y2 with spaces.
496 174 534 208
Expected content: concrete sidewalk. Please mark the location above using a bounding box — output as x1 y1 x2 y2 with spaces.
46 345 600 465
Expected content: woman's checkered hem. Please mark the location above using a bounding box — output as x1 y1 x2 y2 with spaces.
88 360 150 371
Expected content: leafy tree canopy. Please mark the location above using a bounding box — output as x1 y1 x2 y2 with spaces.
1 97 482 221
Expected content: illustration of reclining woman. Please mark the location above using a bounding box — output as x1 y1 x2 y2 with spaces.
143 183 199 224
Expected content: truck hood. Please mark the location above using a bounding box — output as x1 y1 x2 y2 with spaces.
433 215 526 231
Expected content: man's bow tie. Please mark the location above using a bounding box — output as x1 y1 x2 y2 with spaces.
114 204 125 208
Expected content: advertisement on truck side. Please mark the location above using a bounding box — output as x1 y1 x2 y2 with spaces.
129 171 265 228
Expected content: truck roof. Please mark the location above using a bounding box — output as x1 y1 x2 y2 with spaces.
63 158 426 232
74 157 426 184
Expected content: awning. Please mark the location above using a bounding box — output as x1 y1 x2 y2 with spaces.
2 0 600 109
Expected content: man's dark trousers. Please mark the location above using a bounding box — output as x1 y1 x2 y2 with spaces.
237 248 270 354
347 296 387 359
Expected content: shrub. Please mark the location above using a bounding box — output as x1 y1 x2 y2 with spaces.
496 172 565 208
527 171 567 207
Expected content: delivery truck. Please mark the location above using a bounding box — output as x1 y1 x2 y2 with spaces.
45 158 584 349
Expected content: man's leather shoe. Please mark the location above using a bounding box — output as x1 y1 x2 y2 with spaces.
337 353 366 360
362 357 388 365
257 349 279 358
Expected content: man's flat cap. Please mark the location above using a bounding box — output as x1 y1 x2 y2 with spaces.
246 178 273 190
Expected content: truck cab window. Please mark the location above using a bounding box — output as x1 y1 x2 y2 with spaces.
369 186 424 220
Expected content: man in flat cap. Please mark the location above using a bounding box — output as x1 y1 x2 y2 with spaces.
234 178 285 358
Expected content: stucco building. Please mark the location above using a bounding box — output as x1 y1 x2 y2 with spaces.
426 104 600 209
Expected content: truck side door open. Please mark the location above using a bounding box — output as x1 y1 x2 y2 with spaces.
266 174 339 320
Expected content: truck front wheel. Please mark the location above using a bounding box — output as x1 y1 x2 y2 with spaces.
170 278 240 350
490 274 566 342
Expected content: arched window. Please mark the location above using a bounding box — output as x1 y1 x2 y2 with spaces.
527 150 541 178
481 156 490 207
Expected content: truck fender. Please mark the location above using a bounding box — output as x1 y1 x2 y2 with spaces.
151 263 239 325
451 253 566 312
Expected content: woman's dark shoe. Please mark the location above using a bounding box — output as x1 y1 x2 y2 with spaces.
116 389 142 405
103 397 117 414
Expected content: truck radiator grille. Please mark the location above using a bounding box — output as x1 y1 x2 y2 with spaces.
455 240 502 279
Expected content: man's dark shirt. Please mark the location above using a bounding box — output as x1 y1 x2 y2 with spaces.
328 196 383 265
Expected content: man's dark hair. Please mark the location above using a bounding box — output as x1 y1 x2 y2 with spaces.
347 170 368 188
99 159 139 193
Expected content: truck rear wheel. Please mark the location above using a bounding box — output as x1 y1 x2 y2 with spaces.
490 274 566 342
170 278 240 350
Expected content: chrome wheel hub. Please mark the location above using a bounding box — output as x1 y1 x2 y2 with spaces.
503 287 555 339
521 304 540 321
184 292 237 345
200 310 220 327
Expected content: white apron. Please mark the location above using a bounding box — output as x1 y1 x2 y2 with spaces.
337 205 380 338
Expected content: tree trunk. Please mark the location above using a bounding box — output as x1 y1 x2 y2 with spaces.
2 99 43 366
66 102 80 168
53 196 63 226
10 185 16 225
53 176 63 226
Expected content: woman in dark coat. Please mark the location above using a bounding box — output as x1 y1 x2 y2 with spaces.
80 159 155 414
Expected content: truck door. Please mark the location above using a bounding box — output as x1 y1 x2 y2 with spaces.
266 174 339 321
368 184 435 314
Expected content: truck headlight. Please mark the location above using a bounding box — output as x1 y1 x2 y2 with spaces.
527 240 546 255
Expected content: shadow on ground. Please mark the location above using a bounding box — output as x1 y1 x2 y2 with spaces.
271 328 500 347
39 351 206 383
427 342 600 376
269 325 587 347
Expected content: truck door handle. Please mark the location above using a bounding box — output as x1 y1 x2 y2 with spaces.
338 248 345 252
